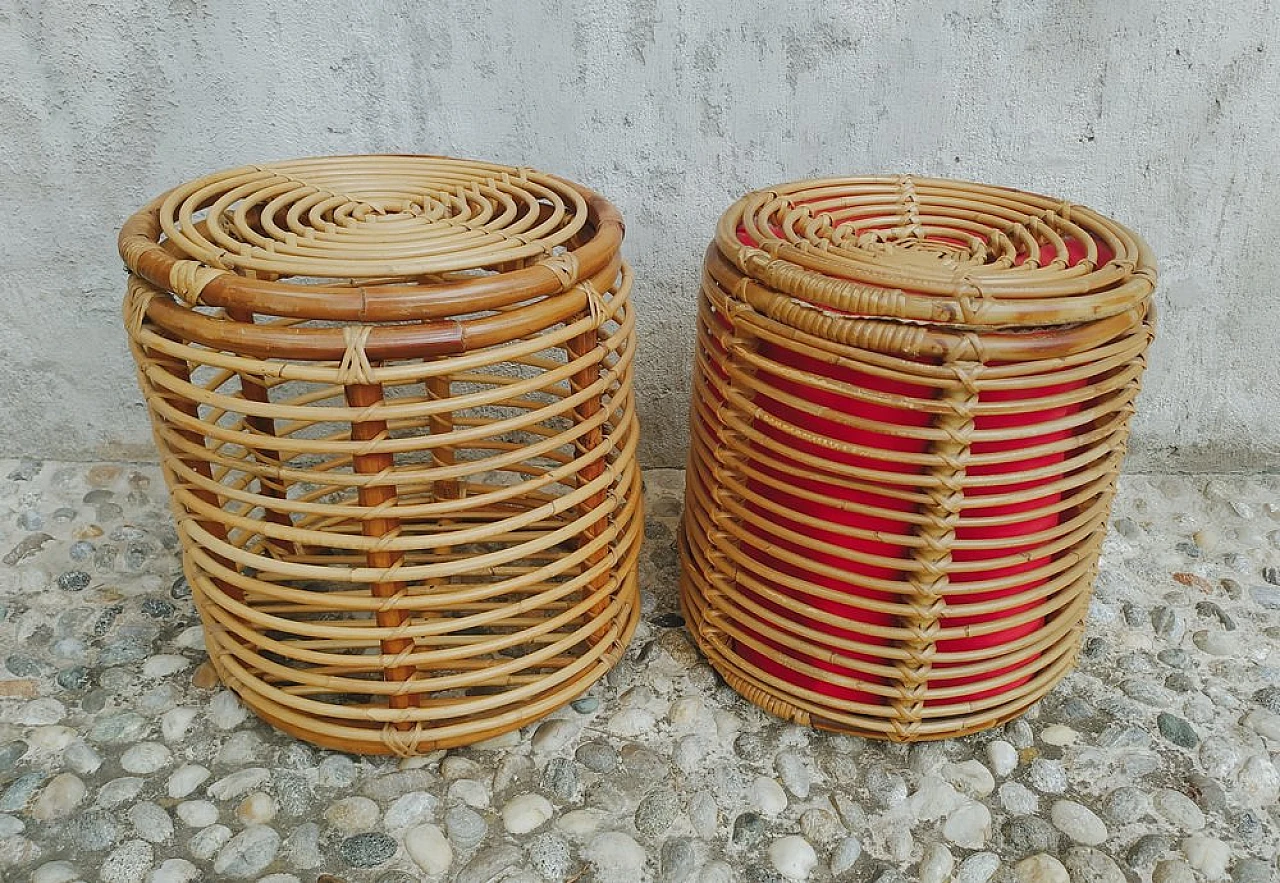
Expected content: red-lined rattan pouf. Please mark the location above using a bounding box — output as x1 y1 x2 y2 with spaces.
121 155 642 755
680 176 1156 741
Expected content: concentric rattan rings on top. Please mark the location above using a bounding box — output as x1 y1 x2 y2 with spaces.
121 155 642 755
681 175 1156 741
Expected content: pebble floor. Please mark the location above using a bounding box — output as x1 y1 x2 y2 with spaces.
0 460 1277 883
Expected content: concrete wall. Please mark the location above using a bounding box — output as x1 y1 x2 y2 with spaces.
3 0 1277 471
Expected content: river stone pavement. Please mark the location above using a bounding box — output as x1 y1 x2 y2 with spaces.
0 459 1277 882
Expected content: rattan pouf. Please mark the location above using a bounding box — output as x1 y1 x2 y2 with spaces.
680 176 1156 741
121 155 642 754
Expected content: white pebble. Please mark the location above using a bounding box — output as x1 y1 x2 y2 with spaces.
942 802 991 849
1152 789 1205 830
530 719 579 754
1181 834 1230 879
316 755 359 789
167 765 210 799
97 777 144 808
585 831 646 876
160 708 198 743
986 740 1018 777
27 726 76 753
187 824 231 860
383 791 438 830
830 836 862 875
556 808 606 838
768 835 817 881
212 825 280 878
502 793 554 834
750 776 789 815
1051 800 1108 846
1013 854 1069 883
143 655 192 679
146 858 198 883
919 843 955 883
1237 755 1280 806
606 708 657 737
405 823 452 876
1039 725 1079 747
175 626 205 649
207 691 248 730
31 861 79 883
439 756 484 780
955 852 1002 883
31 773 86 821
206 767 269 801
942 760 995 797
175 800 218 828
998 781 1039 815
63 741 102 775
774 752 812 799
1242 709 1280 742
908 776 965 823
448 778 490 809
324 796 379 832
121 742 172 775
236 792 277 825
17 698 66 726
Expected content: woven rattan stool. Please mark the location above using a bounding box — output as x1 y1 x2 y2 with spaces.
121 155 642 754
681 176 1156 741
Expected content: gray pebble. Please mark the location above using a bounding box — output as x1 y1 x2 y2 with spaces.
830 836 863 876
732 812 766 848
660 836 698 883
1001 816 1059 858
1063 846 1126 883
528 832 575 880
542 756 578 801
340 832 397 868
63 810 123 851
635 788 681 839
100 839 153 883
1126 834 1171 868
1232 857 1275 883
1252 686 1280 714
444 804 488 849
576 740 618 773
1157 713 1199 748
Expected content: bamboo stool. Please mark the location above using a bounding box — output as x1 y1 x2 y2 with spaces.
121 156 642 754
680 176 1156 741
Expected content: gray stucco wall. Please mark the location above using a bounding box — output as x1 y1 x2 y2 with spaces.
3 0 1277 470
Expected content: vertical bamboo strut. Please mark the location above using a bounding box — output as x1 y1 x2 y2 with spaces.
567 326 609 640
345 381 418 714
427 374 457 557
225 307 299 556
147 341 245 605
889 363 979 740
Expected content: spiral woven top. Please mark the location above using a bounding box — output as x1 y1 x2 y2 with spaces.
718 175 1156 328
120 155 622 321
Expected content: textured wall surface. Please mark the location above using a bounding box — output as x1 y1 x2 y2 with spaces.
2 0 1277 470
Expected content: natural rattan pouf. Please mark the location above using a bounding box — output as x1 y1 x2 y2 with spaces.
680 176 1156 741
121 156 642 754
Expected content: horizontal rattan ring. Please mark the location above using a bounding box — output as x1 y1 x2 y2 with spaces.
120 155 624 321
715 175 1156 328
